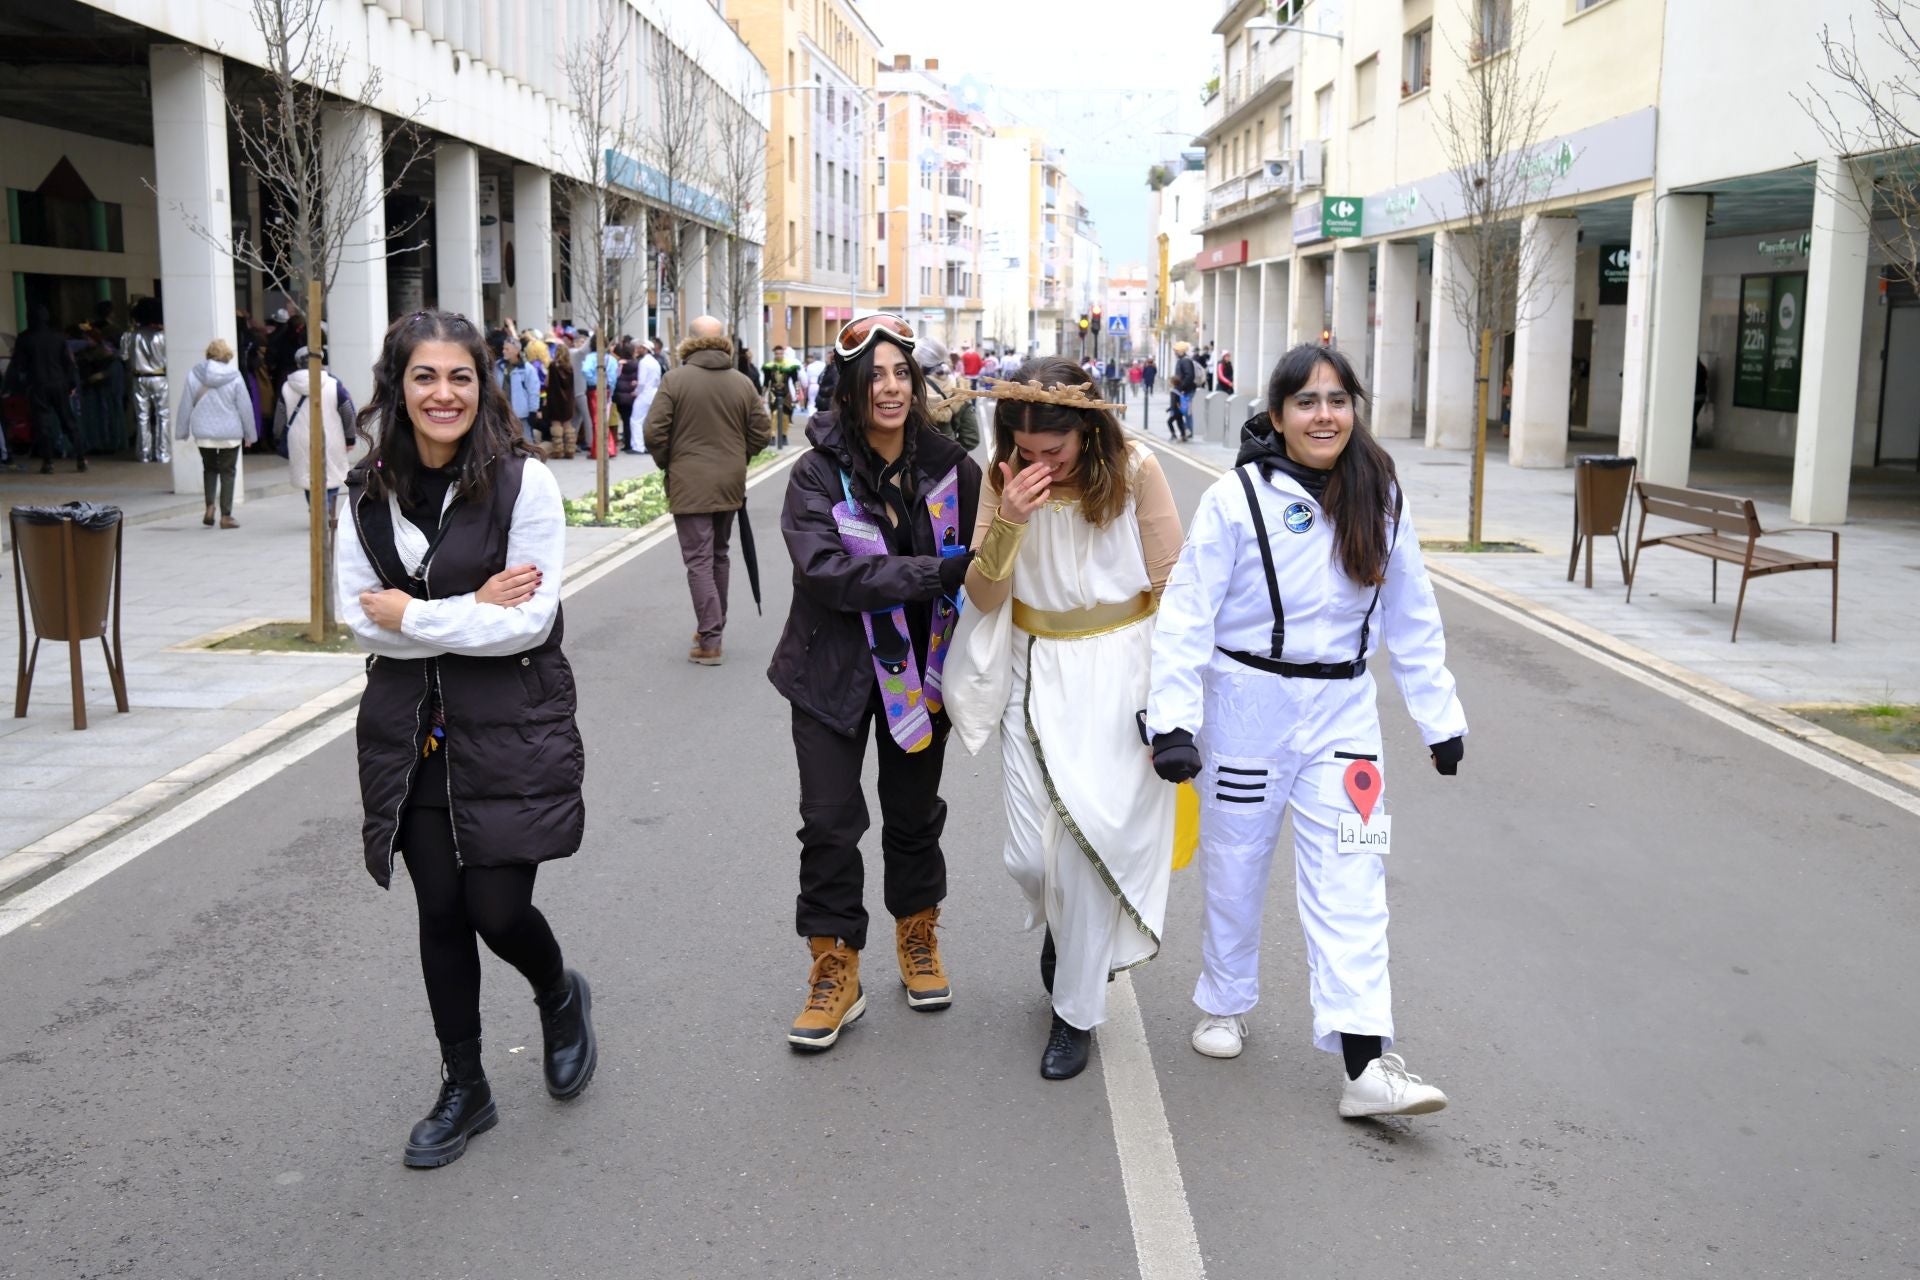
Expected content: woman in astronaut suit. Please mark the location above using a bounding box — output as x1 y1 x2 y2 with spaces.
1145 343 1466 1119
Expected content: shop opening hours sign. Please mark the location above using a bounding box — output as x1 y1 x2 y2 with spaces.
1735 273 1806 412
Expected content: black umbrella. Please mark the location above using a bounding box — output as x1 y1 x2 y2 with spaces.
737 502 763 615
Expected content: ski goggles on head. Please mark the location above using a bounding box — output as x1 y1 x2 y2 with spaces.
834 313 917 362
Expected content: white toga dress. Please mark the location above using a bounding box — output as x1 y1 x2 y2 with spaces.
945 449 1182 1030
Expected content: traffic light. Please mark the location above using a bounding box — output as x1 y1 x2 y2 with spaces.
1078 314 1090 331
1092 307 1103 329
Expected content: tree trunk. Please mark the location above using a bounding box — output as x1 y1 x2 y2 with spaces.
308 278 328 643
1470 326 1493 549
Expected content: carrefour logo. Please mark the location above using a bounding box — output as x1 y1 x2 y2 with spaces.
1329 199 1357 220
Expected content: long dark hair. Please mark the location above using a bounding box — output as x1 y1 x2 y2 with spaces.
1266 344 1401 586
829 330 932 479
357 310 532 509
991 356 1131 527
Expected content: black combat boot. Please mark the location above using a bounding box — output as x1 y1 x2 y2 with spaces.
1041 1013 1092 1080
403 1037 497 1169
535 969 598 1100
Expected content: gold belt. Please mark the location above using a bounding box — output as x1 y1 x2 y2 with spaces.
1012 591 1156 640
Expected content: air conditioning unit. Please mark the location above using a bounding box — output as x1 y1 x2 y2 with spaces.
1294 140 1324 191
1263 156 1292 182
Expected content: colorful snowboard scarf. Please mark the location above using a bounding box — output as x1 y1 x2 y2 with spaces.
832 465 965 753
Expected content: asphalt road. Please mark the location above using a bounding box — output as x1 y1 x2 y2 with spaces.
2 438 1916 1280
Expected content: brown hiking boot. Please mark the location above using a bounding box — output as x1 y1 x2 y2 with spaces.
788 937 866 1051
895 907 952 1010
688 646 724 666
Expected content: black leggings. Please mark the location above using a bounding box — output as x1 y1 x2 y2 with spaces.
400 807 565 1045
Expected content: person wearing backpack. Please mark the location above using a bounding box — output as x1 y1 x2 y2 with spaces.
276 345 357 523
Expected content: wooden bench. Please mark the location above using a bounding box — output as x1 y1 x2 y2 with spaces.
1626 481 1840 643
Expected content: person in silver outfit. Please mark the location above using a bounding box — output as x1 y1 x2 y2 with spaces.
120 297 169 463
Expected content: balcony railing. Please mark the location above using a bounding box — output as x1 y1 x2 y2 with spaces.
1205 166 1291 221
1204 30 1299 130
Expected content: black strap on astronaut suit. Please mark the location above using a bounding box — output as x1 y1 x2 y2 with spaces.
1220 465 1384 681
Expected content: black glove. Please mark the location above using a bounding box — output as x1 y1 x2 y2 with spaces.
937 550 974 596
1429 735 1464 776
1151 729 1202 784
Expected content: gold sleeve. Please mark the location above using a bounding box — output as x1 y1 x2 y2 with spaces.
973 515 1028 582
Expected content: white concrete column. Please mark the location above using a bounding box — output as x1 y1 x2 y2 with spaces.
1616 191 1657 460
1201 270 1219 350
1288 253 1326 347
1256 260 1288 403
1642 193 1710 486
1216 268 1239 367
1792 155 1872 524
1331 246 1369 357
1233 264 1258 377
1373 241 1419 438
321 106 389 407
151 46 240 497
433 144 482 322
512 166 553 331
1426 230 1477 449
679 232 707 335
1509 214 1578 469
707 226 728 324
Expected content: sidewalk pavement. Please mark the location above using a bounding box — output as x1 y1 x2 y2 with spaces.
0 443 671 884
1127 407 1920 773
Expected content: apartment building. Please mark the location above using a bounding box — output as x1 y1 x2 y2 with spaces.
732 0 882 359
1187 0 1915 524
875 55 986 351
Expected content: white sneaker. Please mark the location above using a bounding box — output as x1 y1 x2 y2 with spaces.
1338 1052 1449 1117
1190 1013 1248 1059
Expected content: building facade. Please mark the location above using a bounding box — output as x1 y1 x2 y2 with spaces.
875 55 986 351
0 0 765 496
732 0 881 361
1185 0 1916 524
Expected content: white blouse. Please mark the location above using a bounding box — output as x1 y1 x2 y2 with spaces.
335 458 568 659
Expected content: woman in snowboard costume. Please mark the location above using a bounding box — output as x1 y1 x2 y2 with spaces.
1146 344 1466 1118
944 358 1184 1080
339 310 596 1168
768 314 982 1052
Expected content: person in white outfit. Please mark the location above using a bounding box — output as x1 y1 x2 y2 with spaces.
1146 343 1467 1119
630 342 662 455
276 346 356 524
175 338 259 528
944 357 1183 1080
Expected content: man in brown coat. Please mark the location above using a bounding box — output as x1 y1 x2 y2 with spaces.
644 315 773 665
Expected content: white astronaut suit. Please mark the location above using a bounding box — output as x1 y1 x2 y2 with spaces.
1147 459 1465 1058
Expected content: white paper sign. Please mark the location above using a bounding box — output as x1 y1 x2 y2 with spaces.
478 176 502 285
1337 812 1391 856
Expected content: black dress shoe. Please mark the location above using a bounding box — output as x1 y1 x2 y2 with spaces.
1040 929 1056 995
404 1037 497 1168
1041 1013 1091 1080
535 969 598 1100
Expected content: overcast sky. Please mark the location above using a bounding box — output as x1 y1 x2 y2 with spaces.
857 0 1217 266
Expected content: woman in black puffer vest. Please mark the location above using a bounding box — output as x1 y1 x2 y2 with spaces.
338 309 595 1170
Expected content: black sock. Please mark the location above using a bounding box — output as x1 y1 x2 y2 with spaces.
1341 1033 1383 1081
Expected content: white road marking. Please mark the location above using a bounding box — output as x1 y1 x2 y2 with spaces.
0 452 804 939
1102 974 1208 1280
1133 431 1920 819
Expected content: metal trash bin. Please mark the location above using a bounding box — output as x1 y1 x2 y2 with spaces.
10 502 129 730
1568 456 1636 588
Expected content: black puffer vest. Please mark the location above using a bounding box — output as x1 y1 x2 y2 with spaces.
347 455 586 888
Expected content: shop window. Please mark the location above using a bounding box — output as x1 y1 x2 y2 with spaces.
1404 22 1432 96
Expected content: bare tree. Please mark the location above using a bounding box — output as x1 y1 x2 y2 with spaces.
645 20 717 355
155 0 430 640
712 82 769 357
558 15 647 523
1800 0 1919 288
1431 0 1556 546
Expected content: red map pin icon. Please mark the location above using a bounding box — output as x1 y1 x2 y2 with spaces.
1343 759 1382 823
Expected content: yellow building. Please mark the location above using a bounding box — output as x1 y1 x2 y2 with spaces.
875 55 986 350
732 0 883 358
